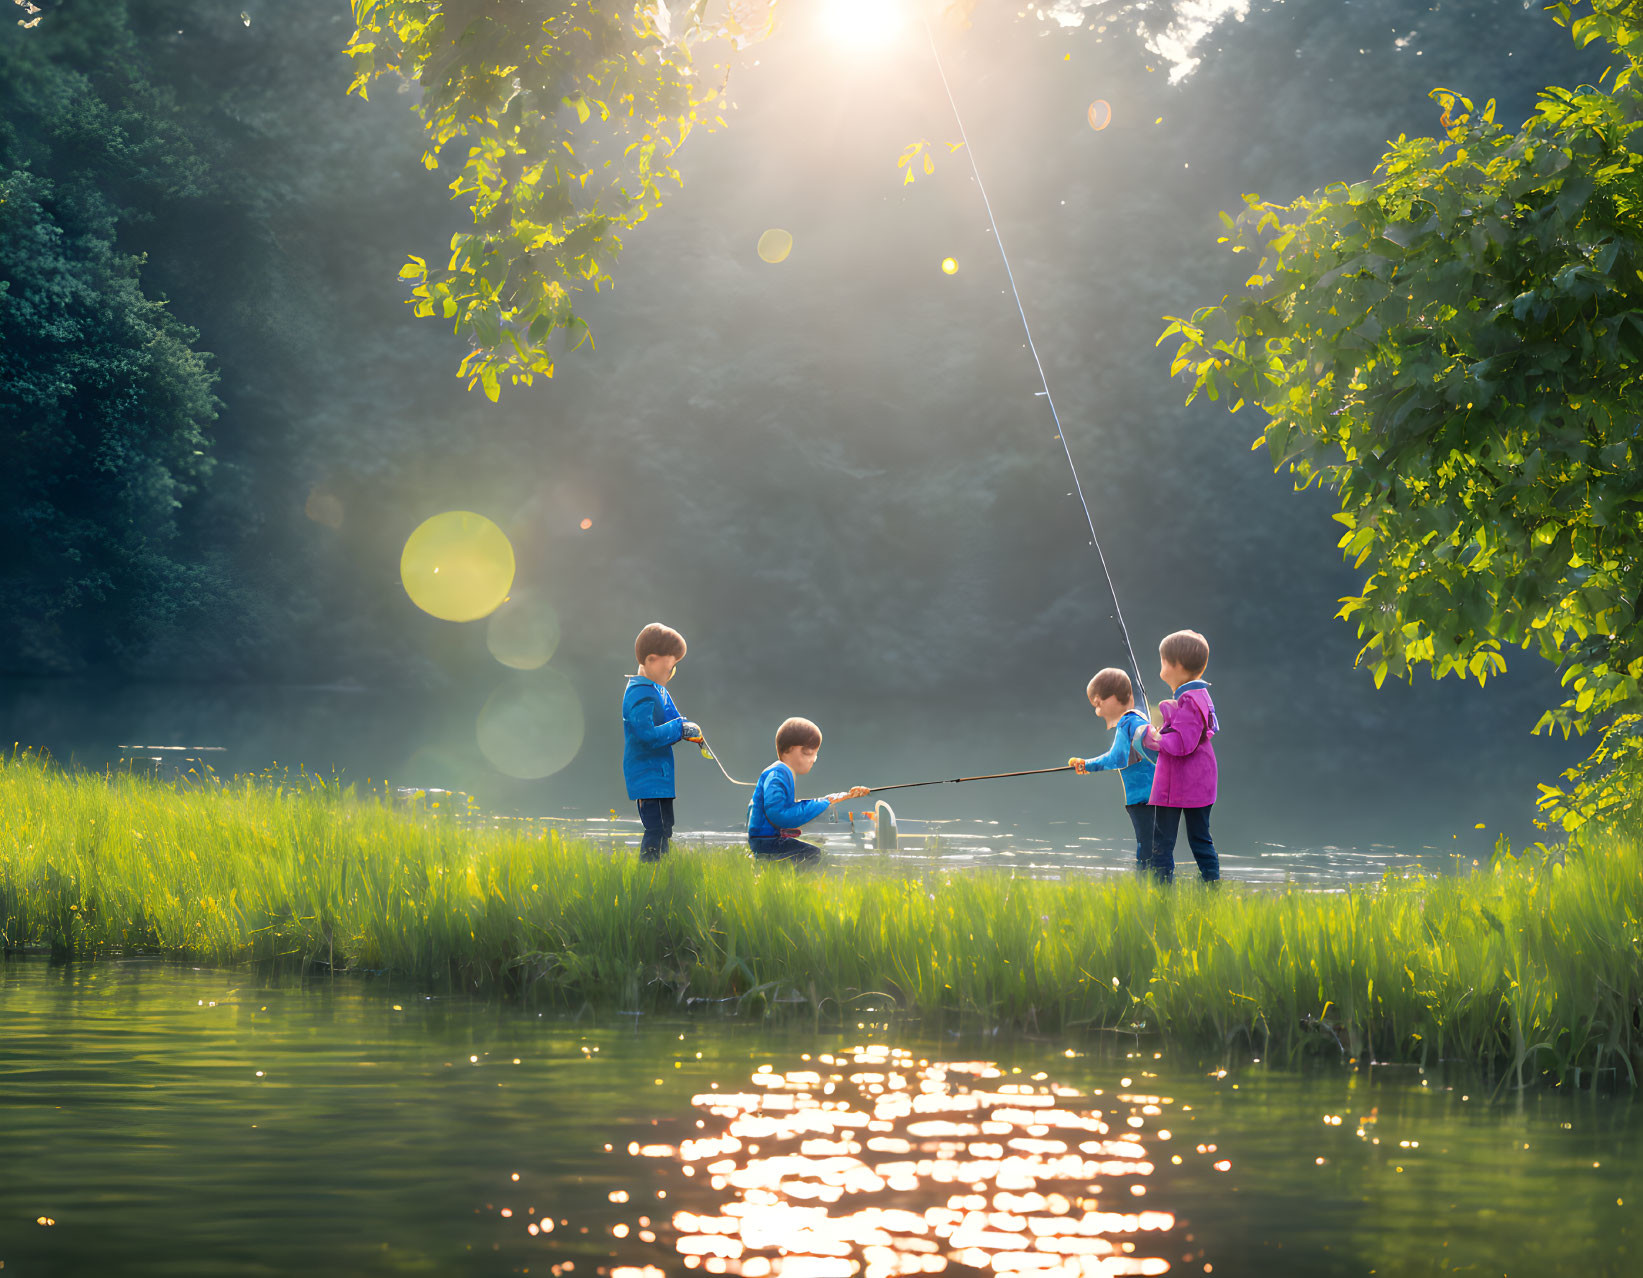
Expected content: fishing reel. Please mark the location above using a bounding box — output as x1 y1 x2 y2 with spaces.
686 735 713 761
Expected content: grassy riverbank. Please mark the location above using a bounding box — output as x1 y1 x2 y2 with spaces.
1 753 1639 1082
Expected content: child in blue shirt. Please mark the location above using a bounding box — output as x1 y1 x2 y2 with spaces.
1069 667 1157 870
746 717 870 865
622 623 701 861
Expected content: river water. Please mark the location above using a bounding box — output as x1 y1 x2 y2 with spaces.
536 811 1465 886
1 961 1637 1277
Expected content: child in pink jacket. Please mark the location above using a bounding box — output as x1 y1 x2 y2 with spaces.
1142 630 1219 883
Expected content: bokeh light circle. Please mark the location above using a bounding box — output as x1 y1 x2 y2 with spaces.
757 228 794 264
1088 99 1113 131
399 511 516 622
941 256 959 275
477 669 585 779
304 488 344 529
486 595 562 671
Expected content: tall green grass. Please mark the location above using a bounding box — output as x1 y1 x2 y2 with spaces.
2 751 1639 1082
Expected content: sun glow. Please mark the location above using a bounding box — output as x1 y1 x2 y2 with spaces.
821 0 905 48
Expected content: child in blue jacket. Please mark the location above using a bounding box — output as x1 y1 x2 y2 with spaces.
1069 666 1157 870
622 623 700 861
746 717 870 865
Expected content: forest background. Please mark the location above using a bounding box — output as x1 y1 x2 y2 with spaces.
0 0 1612 850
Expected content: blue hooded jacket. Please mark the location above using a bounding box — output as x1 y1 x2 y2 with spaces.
746 761 831 838
622 675 688 800
1082 708 1158 806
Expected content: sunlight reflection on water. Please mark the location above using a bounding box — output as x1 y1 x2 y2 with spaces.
601 1047 1202 1277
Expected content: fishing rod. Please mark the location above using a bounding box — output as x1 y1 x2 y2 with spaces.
863 764 1074 794
690 732 1072 795
922 18 1151 719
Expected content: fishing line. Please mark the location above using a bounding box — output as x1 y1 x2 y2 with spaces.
689 734 756 787
923 18 1151 718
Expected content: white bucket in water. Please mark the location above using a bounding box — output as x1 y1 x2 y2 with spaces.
874 800 898 852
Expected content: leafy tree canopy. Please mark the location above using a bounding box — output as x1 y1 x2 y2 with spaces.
344 0 766 401
1160 0 1643 829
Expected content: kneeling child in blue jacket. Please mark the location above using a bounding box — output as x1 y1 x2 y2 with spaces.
746 717 870 864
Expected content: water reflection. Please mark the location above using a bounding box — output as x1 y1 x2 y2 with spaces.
620 1047 1205 1277
5 964 1641 1277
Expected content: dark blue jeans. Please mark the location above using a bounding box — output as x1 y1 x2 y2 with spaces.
748 836 821 866
1149 804 1218 882
637 797 674 861
1125 802 1156 869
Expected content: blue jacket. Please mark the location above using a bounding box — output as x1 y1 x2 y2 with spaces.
747 761 830 838
621 675 688 800
1083 708 1157 806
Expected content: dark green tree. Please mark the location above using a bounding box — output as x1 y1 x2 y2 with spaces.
0 13 224 671
1160 0 1643 829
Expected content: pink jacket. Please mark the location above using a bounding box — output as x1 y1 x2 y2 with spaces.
1144 684 1218 808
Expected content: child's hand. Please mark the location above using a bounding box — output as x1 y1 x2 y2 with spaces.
1068 756 1088 775
681 720 702 741
846 785 872 799
823 792 847 804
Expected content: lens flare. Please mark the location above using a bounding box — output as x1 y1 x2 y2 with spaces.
486 595 562 671
1087 99 1113 131
400 511 515 622
941 257 958 275
757 229 794 264
477 669 586 779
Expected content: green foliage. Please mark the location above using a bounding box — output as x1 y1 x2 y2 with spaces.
1554 0 1643 90
1159 2 1643 830
0 16 226 668
4 752 1642 1083
344 0 762 400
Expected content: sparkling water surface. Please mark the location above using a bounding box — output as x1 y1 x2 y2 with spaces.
1 961 1637 1277
521 810 1467 886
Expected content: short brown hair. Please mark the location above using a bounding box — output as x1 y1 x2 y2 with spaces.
775 716 823 755
634 623 687 663
1159 630 1210 678
1087 667 1134 705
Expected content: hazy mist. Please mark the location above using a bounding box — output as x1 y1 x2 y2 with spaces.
1 0 1611 856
